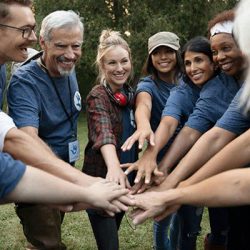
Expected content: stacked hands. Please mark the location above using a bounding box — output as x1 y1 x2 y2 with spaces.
120 127 182 226
52 128 182 227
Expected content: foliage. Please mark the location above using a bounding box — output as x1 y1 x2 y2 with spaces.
33 0 239 99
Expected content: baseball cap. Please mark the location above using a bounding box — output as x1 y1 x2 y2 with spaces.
148 31 180 54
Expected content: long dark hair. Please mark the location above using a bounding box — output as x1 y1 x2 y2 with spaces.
181 36 217 83
141 48 183 83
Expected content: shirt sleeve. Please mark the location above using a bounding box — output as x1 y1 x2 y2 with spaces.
7 73 40 129
162 85 195 123
0 152 26 199
136 79 154 97
0 111 16 152
86 93 117 150
186 76 238 133
216 88 250 135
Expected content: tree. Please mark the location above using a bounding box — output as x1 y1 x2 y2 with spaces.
34 0 239 100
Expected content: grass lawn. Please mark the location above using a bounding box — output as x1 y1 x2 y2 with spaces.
0 114 209 249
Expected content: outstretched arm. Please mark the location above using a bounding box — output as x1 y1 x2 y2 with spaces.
4 127 95 187
101 144 130 188
121 92 155 151
4 165 131 215
160 126 236 189
123 116 179 185
158 126 202 177
131 168 250 225
182 127 250 186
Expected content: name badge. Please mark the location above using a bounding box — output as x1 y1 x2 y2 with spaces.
68 139 80 163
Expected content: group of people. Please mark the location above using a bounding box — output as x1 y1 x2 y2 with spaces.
1 0 250 250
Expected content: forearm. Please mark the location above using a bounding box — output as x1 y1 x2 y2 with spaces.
134 92 152 130
101 144 120 170
159 126 201 174
176 169 250 207
185 128 250 185
20 127 54 154
4 128 95 186
4 165 91 205
164 127 236 187
148 116 178 158
135 105 151 130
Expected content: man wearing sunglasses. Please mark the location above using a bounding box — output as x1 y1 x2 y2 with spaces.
0 1 132 249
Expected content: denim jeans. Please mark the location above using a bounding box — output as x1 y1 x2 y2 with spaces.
87 209 124 250
177 205 203 250
153 205 203 250
153 213 179 250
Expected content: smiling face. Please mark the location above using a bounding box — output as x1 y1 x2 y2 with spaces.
151 46 177 78
102 45 132 92
40 26 83 77
0 4 37 64
184 51 215 86
211 33 244 78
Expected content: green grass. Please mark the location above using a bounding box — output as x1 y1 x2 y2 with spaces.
0 114 209 249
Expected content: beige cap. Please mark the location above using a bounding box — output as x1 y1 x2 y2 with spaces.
148 31 180 54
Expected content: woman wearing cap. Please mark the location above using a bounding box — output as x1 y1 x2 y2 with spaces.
125 33 239 249
130 8 250 250
122 31 183 250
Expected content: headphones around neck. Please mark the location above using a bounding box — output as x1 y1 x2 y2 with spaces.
103 81 134 107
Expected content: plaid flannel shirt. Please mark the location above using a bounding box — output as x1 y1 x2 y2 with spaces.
82 84 123 178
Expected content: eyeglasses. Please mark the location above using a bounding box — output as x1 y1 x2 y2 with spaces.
0 23 36 39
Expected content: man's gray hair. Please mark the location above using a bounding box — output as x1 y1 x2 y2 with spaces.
40 10 84 41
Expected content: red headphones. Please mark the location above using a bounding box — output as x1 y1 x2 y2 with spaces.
104 81 134 107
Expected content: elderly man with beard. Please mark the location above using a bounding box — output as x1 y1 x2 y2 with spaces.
6 9 130 250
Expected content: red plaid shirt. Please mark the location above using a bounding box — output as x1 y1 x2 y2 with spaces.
82 84 123 178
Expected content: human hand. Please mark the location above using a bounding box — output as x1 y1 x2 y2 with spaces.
106 166 130 188
121 128 155 151
130 191 168 225
122 154 164 184
129 179 153 194
84 179 132 215
131 189 181 225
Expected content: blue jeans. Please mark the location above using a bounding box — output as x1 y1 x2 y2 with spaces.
153 205 203 250
177 205 203 250
153 213 179 250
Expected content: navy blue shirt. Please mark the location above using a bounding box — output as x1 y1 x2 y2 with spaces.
136 76 176 132
136 76 176 161
216 87 250 134
7 60 81 161
0 152 26 199
186 72 239 133
0 64 6 109
162 79 200 126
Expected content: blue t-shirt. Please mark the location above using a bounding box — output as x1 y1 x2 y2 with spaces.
162 79 200 126
7 60 81 161
216 87 250 135
0 152 26 199
0 64 6 109
136 76 176 160
185 72 240 133
136 76 176 132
